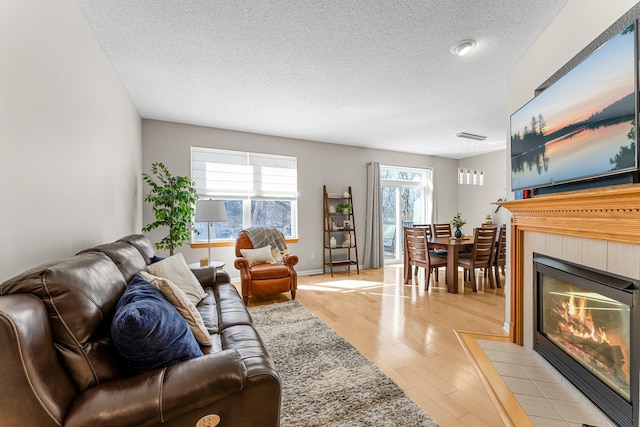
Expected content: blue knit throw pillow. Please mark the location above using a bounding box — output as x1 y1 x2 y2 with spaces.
111 275 203 373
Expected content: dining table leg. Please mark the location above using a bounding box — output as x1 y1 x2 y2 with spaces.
446 246 459 293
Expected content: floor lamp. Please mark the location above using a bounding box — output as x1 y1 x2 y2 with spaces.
195 200 228 267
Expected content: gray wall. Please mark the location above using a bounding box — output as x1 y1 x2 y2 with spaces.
142 119 459 276
0 0 142 280
457 150 509 230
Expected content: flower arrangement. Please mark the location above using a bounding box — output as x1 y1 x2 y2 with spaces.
451 212 466 229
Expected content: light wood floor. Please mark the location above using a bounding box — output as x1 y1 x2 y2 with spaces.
242 265 508 427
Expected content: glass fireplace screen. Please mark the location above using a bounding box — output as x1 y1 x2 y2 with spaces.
540 275 631 401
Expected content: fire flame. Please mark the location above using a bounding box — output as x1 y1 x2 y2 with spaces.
562 294 609 344
550 291 630 391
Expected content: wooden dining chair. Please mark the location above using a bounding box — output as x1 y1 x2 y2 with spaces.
419 225 445 281
458 227 497 292
403 227 447 291
493 224 507 288
411 224 431 229
432 223 452 238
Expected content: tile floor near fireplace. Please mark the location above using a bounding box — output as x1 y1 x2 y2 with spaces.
478 339 616 427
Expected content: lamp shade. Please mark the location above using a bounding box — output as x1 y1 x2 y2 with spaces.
195 200 227 222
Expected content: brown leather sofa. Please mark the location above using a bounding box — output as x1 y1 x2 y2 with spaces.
234 230 298 304
0 234 281 427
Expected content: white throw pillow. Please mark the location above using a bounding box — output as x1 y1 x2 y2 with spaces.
146 253 206 305
139 271 212 346
240 246 277 266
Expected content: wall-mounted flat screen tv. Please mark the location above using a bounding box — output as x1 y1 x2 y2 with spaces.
510 22 638 192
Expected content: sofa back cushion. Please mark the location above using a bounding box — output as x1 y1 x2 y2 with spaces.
78 240 147 282
0 235 152 392
118 234 156 265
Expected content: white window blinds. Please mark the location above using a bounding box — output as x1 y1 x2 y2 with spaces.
191 147 298 200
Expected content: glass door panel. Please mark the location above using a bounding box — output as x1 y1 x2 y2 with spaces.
381 186 399 261
402 187 425 226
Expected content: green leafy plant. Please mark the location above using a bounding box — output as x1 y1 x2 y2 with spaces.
142 162 198 255
337 202 352 215
451 212 466 229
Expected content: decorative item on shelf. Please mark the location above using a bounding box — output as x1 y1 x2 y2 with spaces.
329 205 336 214
330 236 337 248
344 234 352 247
343 220 352 230
343 191 350 198
195 199 228 265
337 202 352 215
332 221 338 231
451 212 466 239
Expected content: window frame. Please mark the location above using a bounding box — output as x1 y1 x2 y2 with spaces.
191 147 299 243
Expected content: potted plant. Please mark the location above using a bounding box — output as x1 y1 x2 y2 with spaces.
142 162 199 255
451 212 466 238
337 202 352 215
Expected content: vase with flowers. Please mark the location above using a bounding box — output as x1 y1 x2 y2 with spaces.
451 212 466 239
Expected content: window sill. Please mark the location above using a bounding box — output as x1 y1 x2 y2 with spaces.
191 238 299 249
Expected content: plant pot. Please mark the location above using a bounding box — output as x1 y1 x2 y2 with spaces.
454 227 462 238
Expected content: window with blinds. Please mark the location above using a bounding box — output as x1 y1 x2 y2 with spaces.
191 147 298 240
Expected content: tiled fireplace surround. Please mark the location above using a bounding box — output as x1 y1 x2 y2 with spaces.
499 184 640 423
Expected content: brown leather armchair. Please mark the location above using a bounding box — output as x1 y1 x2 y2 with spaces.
234 230 298 304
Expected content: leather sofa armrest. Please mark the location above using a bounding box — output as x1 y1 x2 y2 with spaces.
284 254 299 268
65 349 247 427
234 258 251 277
234 257 250 272
214 268 231 285
0 295 77 426
190 265 217 289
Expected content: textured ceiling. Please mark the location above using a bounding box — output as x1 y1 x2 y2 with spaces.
77 0 569 159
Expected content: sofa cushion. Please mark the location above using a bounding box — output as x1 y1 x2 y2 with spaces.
139 271 212 347
250 263 290 280
146 253 206 305
215 283 253 330
240 246 276 266
197 290 219 334
111 275 203 374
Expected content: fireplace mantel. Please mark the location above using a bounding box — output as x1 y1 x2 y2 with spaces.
499 184 640 244
497 183 640 345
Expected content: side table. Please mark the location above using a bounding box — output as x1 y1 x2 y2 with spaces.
189 261 225 270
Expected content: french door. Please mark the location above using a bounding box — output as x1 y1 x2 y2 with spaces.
380 166 431 264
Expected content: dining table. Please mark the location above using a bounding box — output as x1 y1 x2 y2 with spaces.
427 235 474 293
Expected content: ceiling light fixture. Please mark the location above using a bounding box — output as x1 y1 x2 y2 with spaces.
449 39 477 56
456 132 487 141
